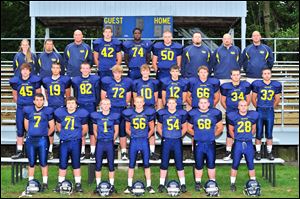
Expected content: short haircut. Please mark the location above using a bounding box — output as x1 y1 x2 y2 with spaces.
34 93 45 100
231 69 241 75
262 67 272 73
65 96 77 104
238 100 247 106
198 97 209 103
163 30 173 35
20 63 31 72
135 96 145 102
44 39 53 45
167 97 177 103
140 64 150 72
101 98 111 104
52 62 61 68
80 61 91 68
170 65 180 71
112 65 123 73
103 26 113 32
133 27 142 34
197 65 209 73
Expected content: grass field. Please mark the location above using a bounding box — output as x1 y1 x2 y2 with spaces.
1 164 299 198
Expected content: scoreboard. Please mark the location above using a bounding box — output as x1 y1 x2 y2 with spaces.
103 16 173 38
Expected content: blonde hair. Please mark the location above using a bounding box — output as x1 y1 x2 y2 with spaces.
112 65 123 73
18 39 32 63
140 64 150 72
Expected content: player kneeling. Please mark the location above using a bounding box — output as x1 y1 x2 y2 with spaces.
90 98 120 194
187 98 223 192
122 96 156 194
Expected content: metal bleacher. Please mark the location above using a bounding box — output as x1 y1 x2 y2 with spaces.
1 37 299 146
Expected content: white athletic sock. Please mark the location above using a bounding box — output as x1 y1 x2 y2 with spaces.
90 146 96 154
121 148 127 154
17 145 23 151
250 176 256 180
226 146 232 152
150 145 155 153
160 178 165 185
195 178 201 183
147 180 151 187
211 178 216 182
128 178 133 187
81 146 85 154
179 177 186 185
43 176 48 184
28 176 34 181
267 145 272 153
256 145 261 152
230 176 236 184
96 178 101 185
109 178 114 185
74 176 81 183
49 144 53 153
58 176 65 183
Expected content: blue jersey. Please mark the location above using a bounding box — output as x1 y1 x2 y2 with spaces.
157 109 187 139
54 107 89 141
71 75 101 105
227 111 259 141
42 75 71 108
24 106 54 137
123 108 156 138
101 77 132 107
93 38 122 72
122 40 152 69
188 77 220 108
211 45 241 79
251 80 282 108
13 52 38 77
161 77 188 106
64 42 93 77
241 44 274 78
9 75 41 106
38 51 65 78
220 81 251 112
153 42 183 78
132 78 159 107
90 111 120 141
181 44 212 77
188 108 222 142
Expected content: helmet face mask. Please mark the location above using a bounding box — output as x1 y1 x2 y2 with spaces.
131 180 145 196
244 180 261 197
26 179 41 194
60 180 73 195
98 181 112 196
204 180 220 197
166 180 181 197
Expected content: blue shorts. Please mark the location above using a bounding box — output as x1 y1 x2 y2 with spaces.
111 106 126 137
160 137 184 171
59 139 82 170
256 107 274 140
95 139 115 172
194 140 216 170
129 137 150 169
79 103 96 136
25 136 49 167
232 140 255 170
17 104 31 137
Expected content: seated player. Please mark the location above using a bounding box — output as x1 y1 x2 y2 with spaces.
123 96 156 194
54 97 89 193
187 98 223 191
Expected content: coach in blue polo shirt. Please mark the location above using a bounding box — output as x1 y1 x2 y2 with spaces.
64 30 93 77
